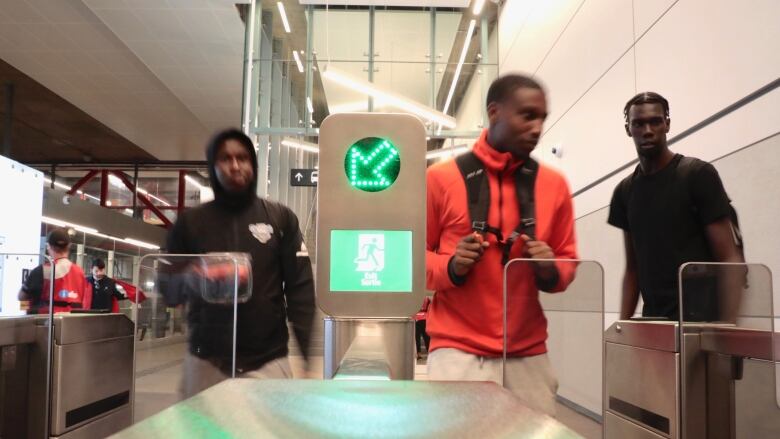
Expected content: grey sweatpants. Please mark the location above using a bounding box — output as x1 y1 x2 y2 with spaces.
427 348 559 416
180 352 292 399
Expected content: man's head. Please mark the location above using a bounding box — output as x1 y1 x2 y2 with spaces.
623 92 671 158
46 228 70 258
486 74 547 159
206 129 258 199
92 258 106 279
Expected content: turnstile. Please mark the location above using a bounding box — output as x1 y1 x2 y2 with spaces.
0 313 134 438
323 317 415 380
604 320 780 439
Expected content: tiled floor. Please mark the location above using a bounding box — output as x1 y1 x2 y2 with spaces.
135 343 602 438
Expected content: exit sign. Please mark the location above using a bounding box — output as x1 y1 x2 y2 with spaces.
330 230 412 292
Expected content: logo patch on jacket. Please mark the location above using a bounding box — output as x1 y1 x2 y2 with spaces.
249 223 273 244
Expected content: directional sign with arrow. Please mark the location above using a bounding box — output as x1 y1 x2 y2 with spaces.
290 169 318 187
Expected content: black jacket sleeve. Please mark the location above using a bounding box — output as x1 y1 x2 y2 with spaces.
108 278 127 300
160 211 196 307
278 206 316 360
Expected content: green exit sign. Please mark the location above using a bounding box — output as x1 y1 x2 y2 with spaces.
330 230 413 292
344 137 401 192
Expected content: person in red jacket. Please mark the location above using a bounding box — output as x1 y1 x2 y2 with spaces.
18 227 92 314
426 74 578 416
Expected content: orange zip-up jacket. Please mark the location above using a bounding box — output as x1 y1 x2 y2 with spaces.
426 130 578 357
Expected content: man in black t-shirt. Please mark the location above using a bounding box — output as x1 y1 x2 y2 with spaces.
607 92 743 320
87 258 126 311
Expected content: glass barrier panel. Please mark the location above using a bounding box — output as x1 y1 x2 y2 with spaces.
131 253 249 424
0 253 55 438
503 258 603 416
679 262 778 438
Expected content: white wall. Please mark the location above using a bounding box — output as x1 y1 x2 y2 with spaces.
498 0 780 415
0 156 44 316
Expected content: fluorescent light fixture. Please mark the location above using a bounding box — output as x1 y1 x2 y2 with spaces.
277 2 291 33
104 174 172 206
184 175 205 191
329 100 369 113
442 19 477 116
322 66 457 128
40 216 162 249
135 186 170 206
306 97 314 115
328 99 390 114
282 138 319 154
124 238 161 250
293 50 304 73
425 145 471 160
108 173 123 188
472 0 486 15
41 216 99 234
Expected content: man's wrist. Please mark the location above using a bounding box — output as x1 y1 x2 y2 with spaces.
534 264 559 291
447 256 467 286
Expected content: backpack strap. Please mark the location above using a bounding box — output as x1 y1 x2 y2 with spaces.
455 152 503 241
513 158 539 240
501 158 539 265
455 152 540 265
675 156 744 254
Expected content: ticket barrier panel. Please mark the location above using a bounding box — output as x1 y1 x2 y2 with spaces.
604 263 779 439
131 254 246 423
1 311 133 438
503 259 604 417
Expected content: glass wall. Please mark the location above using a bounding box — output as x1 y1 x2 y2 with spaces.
241 2 500 230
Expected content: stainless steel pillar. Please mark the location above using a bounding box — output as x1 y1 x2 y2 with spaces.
323 317 415 380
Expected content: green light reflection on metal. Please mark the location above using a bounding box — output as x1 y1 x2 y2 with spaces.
344 137 401 192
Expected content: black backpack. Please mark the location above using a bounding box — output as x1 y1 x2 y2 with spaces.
619 155 745 259
454 152 539 265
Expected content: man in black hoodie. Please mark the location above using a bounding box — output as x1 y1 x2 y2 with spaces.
166 128 315 397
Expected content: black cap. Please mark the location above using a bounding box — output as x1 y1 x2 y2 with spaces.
92 258 106 269
47 227 70 249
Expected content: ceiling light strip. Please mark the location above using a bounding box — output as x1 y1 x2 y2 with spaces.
442 19 477 116
184 175 205 191
472 0 486 15
322 66 457 128
40 216 161 250
277 2 292 33
282 139 319 154
293 50 304 73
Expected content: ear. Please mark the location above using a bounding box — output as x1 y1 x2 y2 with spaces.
487 101 500 125
664 117 671 133
624 122 631 137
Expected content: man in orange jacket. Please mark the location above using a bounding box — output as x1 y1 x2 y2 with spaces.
426 74 578 415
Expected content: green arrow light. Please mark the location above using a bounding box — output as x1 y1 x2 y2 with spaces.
344 137 401 192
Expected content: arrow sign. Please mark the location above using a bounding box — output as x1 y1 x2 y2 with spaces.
290 169 317 187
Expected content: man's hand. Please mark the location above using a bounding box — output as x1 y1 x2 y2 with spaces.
452 233 490 277
520 234 557 282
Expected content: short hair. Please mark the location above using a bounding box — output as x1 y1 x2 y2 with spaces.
92 258 106 269
47 228 70 251
486 74 544 107
623 92 670 122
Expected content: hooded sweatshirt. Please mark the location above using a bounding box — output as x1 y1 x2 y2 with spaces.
166 130 315 373
426 129 578 357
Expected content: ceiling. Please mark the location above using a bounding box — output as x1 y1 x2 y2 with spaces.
0 57 155 162
0 0 248 161
0 0 493 164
